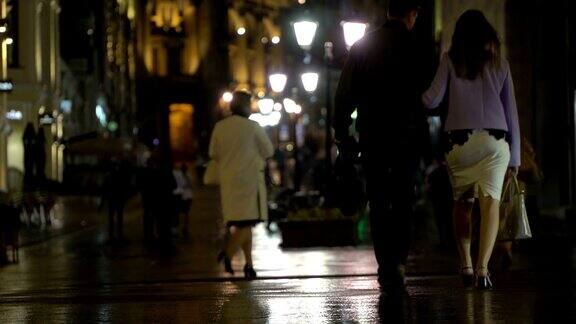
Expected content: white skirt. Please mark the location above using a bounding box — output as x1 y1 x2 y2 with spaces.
446 130 510 201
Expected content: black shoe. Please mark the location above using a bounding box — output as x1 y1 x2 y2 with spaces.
218 251 234 275
378 265 406 292
475 268 493 290
461 267 474 288
244 265 257 279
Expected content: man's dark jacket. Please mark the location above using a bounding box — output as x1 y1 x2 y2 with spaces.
334 19 428 144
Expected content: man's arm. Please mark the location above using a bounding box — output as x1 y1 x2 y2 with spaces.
334 46 361 143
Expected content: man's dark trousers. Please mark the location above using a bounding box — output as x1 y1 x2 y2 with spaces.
361 132 420 278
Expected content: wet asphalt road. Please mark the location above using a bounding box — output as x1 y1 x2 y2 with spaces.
0 188 574 323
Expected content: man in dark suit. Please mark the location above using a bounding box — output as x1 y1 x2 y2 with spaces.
334 0 428 290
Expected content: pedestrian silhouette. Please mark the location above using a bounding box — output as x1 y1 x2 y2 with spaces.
334 0 427 291
102 160 132 244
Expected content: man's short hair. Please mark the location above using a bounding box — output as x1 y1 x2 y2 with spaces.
388 0 421 18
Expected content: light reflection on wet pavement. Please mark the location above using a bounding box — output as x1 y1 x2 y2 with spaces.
0 188 574 322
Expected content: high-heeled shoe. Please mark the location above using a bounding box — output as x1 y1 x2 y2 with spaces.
217 251 234 275
460 267 474 287
244 264 257 279
475 267 493 290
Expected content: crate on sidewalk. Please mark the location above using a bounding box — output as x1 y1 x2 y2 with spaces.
277 208 358 248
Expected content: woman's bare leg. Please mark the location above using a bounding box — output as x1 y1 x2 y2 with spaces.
240 228 253 267
453 199 475 271
477 190 500 276
225 226 243 259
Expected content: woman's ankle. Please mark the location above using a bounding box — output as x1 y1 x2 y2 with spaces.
476 266 489 276
460 258 473 271
461 266 473 274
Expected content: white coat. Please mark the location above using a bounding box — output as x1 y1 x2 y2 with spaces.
209 115 274 224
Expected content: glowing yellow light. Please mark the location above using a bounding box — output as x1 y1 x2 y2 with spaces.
222 91 233 103
237 27 246 36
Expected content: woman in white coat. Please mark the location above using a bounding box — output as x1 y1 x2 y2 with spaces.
210 91 274 279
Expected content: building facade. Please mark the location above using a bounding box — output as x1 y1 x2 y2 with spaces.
0 0 64 191
134 0 291 163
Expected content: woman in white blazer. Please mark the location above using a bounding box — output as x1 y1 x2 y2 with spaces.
210 91 274 279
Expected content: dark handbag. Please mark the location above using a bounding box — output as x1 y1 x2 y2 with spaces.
498 175 532 241
333 153 366 217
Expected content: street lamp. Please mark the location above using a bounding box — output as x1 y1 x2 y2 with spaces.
268 73 287 93
293 20 318 50
341 21 367 49
258 98 274 115
301 72 319 93
293 17 338 184
283 98 297 113
281 97 303 189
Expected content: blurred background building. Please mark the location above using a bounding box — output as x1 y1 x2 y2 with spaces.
2 0 65 191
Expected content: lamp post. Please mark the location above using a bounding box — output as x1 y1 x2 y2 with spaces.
293 17 333 181
293 15 366 186
283 98 302 189
267 73 287 151
341 21 368 49
268 73 287 94
257 97 275 115
301 72 319 93
293 21 317 50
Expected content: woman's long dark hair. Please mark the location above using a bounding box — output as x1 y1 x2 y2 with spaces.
449 10 501 80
